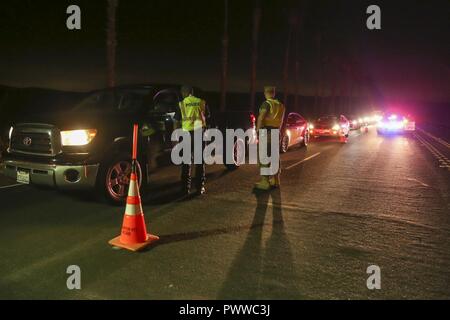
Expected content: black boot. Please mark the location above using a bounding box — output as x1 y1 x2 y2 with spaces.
181 164 192 196
195 163 206 195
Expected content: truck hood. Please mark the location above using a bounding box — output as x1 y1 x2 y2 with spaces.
13 110 137 131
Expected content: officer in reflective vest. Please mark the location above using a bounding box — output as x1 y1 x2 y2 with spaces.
254 86 285 190
175 85 207 196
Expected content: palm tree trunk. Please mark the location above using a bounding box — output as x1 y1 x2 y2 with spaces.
220 0 229 112
329 71 337 114
314 33 321 112
283 21 294 105
249 0 261 113
293 23 300 110
106 0 118 88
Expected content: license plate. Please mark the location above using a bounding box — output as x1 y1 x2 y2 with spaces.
17 170 30 184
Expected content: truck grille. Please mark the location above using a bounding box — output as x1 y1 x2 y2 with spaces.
9 124 61 156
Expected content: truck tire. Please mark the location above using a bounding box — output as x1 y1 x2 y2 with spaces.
96 153 145 205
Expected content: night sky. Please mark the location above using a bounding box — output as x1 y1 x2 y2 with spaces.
0 0 449 103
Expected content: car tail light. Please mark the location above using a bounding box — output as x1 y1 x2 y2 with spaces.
250 113 256 126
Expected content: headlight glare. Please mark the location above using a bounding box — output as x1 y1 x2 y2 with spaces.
61 129 97 146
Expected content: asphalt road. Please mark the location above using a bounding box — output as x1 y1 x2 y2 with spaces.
0 127 449 299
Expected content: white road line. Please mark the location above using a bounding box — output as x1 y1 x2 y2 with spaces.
415 133 450 168
418 128 450 150
285 152 321 170
405 178 431 188
0 183 26 189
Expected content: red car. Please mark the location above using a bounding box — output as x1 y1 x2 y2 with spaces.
280 112 309 153
310 114 350 143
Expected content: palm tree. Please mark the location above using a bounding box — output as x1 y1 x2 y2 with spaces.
293 0 308 111
220 0 229 112
283 11 298 106
249 0 261 112
314 32 322 111
106 0 118 88
293 21 300 110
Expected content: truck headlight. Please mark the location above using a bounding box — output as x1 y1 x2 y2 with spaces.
61 129 97 146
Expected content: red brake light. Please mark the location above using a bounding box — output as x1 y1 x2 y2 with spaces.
250 113 256 125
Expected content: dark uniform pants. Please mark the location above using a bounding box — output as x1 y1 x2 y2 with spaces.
181 129 206 192
258 127 281 177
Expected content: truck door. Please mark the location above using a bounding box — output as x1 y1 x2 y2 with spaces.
152 89 179 151
140 88 179 172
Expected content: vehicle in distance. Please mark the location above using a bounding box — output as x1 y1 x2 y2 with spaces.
347 114 362 130
1 84 255 204
280 112 309 153
310 115 350 143
377 113 416 135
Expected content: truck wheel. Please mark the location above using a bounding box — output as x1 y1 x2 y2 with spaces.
224 138 246 170
97 155 144 205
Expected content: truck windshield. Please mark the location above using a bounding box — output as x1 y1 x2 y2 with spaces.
73 89 152 113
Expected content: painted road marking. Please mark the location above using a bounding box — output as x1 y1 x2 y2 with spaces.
285 152 321 170
418 128 450 150
405 178 431 188
0 183 26 189
414 133 450 171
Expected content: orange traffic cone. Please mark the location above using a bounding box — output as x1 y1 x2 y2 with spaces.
109 171 159 251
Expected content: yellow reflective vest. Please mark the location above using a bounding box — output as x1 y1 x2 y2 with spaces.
262 98 285 128
179 95 206 131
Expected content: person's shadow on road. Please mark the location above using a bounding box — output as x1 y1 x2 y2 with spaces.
217 187 302 299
